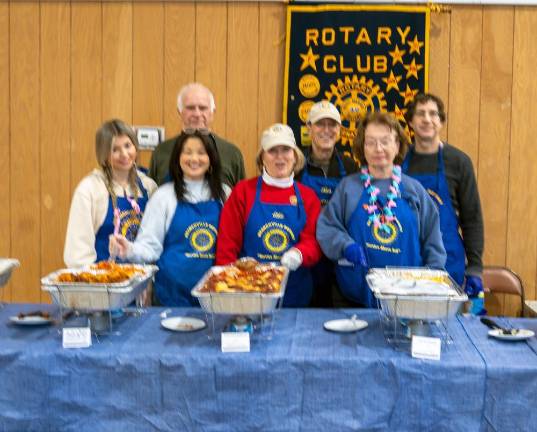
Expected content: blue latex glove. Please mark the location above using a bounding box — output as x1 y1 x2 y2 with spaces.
465 276 487 315
464 275 484 297
344 243 368 267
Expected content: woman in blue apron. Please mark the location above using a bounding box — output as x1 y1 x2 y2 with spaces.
215 123 322 307
317 112 446 307
64 119 157 268
298 101 358 307
112 130 229 306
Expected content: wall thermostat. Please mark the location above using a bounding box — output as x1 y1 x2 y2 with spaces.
134 126 165 150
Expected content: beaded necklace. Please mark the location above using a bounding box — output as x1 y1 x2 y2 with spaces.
360 165 401 233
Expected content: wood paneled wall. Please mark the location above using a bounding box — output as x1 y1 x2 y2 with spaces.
1 2 536 312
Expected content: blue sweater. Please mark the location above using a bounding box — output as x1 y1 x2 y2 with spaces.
316 173 446 269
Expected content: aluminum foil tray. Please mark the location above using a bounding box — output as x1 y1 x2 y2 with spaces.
41 264 158 311
191 264 289 315
366 267 467 320
0 259 20 287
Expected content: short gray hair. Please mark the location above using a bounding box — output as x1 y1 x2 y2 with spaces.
176 82 216 113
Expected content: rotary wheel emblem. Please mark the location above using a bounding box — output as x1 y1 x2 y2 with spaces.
324 75 387 146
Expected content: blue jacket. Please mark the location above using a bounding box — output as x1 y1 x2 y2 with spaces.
316 173 446 269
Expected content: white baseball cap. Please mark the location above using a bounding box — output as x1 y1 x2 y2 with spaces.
260 123 297 151
307 101 341 125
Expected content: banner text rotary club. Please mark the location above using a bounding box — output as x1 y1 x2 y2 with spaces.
300 26 422 75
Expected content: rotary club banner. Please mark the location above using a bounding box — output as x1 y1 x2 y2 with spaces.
283 5 429 155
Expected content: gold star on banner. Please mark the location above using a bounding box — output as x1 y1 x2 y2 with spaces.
299 47 320 72
388 45 406 66
403 58 424 80
408 35 424 55
382 70 402 93
393 104 407 122
399 85 419 105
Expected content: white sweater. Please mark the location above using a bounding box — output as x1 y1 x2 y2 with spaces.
63 169 158 268
127 180 231 263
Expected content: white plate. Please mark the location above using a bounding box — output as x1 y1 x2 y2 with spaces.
323 318 368 333
488 328 535 341
161 317 206 332
9 315 53 326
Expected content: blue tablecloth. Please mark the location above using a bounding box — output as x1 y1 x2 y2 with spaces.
0 304 535 431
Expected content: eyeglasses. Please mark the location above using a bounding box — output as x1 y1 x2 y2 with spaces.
183 128 211 136
414 110 440 119
364 139 394 149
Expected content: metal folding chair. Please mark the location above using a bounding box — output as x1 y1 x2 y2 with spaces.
482 266 525 317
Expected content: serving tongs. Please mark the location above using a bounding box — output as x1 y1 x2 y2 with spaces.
480 317 520 336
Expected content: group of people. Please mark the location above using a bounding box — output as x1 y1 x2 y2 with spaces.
63 82 485 312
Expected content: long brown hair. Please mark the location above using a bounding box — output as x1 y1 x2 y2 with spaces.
95 119 140 209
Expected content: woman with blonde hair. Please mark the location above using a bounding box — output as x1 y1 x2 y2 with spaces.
64 119 157 267
216 123 322 307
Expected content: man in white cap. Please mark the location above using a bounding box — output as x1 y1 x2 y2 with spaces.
216 123 322 307
149 82 245 187
297 101 357 307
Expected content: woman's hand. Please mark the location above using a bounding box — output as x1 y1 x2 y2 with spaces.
281 248 303 271
109 235 131 259
343 243 368 267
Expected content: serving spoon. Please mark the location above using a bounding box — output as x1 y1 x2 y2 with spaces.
480 317 519 336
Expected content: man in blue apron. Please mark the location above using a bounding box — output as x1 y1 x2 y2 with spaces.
402 93 485 314
297 101 357 307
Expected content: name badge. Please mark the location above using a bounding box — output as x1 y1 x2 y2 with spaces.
221 332 250 353
63 327 92 349
411 335 441 361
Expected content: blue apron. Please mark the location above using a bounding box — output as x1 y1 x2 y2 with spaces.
335 182 422 307
300 152 347 206
402 146 466 285
301 152 347 306
95 177 148 262
241 178 312 307
155 200 222 307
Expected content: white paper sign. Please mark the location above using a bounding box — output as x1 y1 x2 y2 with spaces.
63 327 92 349
221 332 250 353
411 335 441 361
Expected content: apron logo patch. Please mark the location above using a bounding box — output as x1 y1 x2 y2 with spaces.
289 195 298 205
120 209 143 241
272 211 285 220
257 222 296 253
370 219 402 245
263 229 289 253
185 222 218 253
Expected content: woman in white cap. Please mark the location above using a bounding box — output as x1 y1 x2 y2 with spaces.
216 123 322 307
297 100 357 307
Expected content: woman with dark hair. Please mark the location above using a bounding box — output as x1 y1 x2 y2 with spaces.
64 119 157 267
111 130 230 306
317 112 446 308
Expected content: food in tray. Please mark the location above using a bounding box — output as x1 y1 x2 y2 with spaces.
367 269 460 297
199 259 285 294
399 273 450 285
55 261 144 284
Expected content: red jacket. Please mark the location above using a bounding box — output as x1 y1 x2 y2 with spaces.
216 177 322 267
